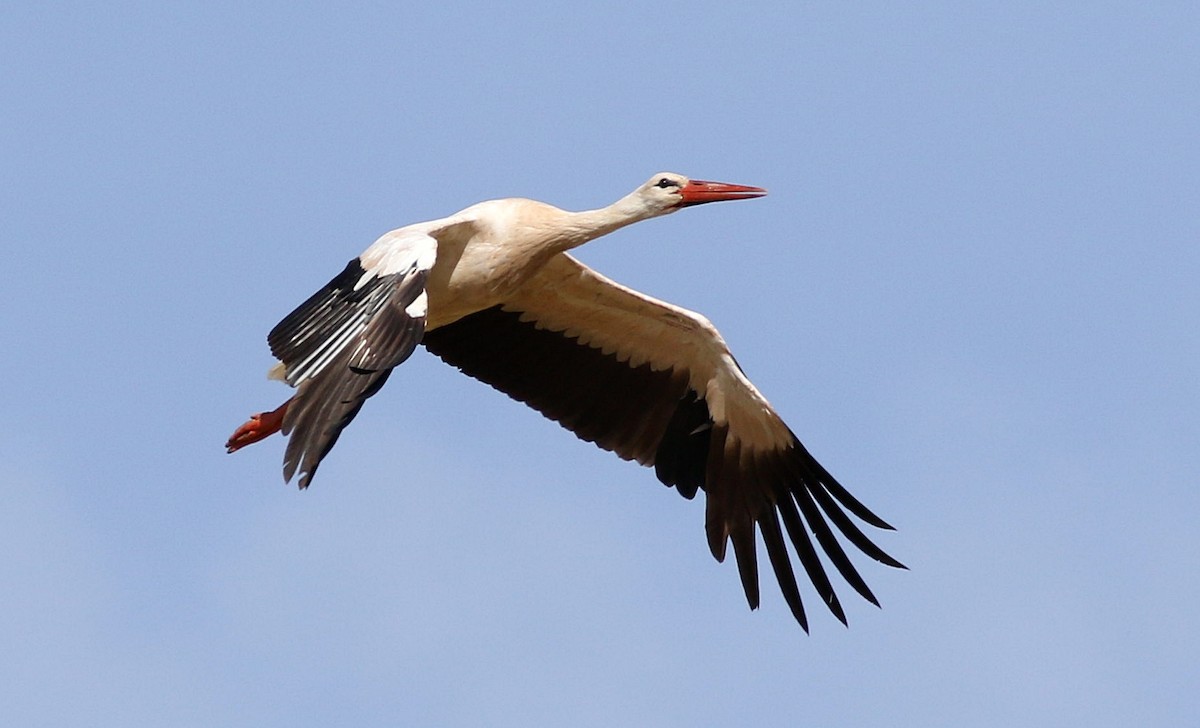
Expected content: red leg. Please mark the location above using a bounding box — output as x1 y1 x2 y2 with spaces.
226 398 292 453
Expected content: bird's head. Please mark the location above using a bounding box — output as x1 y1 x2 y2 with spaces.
636 172 767 215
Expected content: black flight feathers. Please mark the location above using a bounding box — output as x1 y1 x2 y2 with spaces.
423 305 905 631
264 261 903 629
267 258 427 487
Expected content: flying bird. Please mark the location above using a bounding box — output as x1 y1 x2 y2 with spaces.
226 172 904 630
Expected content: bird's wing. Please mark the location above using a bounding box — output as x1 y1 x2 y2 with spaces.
267 220 473 488
422 253 903 629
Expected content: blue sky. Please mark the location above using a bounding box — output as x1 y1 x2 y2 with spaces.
3 2 1198 726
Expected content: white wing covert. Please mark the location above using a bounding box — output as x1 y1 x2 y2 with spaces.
422 254 902 629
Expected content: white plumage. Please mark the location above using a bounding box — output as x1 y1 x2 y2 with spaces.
228 172 903 630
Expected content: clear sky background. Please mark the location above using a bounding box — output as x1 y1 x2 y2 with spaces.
3 2 1198 726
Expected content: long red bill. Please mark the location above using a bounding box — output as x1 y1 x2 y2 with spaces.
679 180 768 207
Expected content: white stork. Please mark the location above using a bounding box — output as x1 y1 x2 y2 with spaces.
226 172 904 630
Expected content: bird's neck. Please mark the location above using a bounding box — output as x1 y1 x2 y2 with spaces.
552 193 660 252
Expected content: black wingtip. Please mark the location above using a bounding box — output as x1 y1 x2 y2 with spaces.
731 528 761 611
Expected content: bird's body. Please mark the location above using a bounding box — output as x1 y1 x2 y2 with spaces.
228 173 903 630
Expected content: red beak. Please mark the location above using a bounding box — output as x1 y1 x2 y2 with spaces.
678 179 768 207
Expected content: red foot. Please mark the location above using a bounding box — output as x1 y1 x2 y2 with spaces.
225 399 291 453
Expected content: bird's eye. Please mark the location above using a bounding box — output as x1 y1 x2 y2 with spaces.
656 177 678 189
